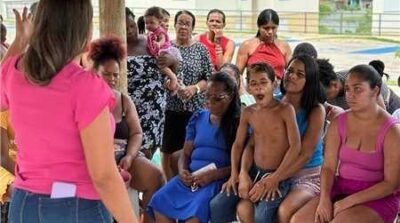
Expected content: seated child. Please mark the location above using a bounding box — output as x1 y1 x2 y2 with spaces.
144 6 182 93
232 62 301 222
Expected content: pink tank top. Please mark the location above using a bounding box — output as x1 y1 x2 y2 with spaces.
337 112 399 182
247 42 286 79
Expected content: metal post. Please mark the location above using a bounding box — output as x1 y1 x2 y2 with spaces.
240 10 243 31
340 12 343 34
378 13 382 36
304 12 307 33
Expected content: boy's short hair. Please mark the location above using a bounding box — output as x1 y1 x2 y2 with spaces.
246 62 276 83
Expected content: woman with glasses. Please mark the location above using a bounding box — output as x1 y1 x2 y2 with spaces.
148 71 240 223
161 10 213 179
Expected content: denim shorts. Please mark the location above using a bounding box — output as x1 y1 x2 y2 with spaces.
209 165 291 223
8 188 112 223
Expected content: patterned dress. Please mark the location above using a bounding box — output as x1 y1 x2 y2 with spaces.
166 42 212 112
127 55 167 152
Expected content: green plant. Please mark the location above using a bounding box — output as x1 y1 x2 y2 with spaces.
395 49 400 58
342 4 361 11
319 25 336 34
319 1 332 19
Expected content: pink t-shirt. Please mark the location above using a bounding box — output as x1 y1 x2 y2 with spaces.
0 56 115 200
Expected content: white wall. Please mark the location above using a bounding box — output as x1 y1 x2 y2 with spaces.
372 0 400 35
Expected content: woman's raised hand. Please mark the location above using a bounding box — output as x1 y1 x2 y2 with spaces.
13 7 32 44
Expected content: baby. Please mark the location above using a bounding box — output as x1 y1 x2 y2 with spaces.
144 6 181 93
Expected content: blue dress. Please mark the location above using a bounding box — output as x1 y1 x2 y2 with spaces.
147 109 230 223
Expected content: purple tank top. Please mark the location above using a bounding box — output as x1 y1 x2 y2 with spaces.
337 112 398 182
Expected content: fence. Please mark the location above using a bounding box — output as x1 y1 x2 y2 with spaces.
1 2 399 37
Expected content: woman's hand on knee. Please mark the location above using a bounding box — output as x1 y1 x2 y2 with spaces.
221 175 238 196
315 197 333 223
179 169 193 187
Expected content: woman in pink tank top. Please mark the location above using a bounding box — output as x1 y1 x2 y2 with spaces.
292 65 400 223
195 9 235 71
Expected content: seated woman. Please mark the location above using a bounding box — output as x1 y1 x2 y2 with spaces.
196 9 235 71
292 65 400 223
147 72 241 223
89 35 165 223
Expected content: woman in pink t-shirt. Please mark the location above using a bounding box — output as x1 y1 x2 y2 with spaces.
0 1 137 222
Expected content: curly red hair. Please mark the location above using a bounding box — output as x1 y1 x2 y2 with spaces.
89 34 126 69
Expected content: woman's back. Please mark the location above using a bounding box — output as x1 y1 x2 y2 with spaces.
1 56 114 199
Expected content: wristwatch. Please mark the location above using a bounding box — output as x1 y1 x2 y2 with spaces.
195 84 201 94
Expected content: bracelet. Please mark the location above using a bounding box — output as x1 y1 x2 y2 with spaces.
215 45 223 55
195 84 201 94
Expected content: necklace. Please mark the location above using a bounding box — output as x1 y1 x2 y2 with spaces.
175 38 193 47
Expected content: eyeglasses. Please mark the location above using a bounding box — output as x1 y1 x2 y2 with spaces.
205 94 230 103
176 21 191 28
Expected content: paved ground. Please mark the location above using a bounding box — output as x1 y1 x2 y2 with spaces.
230 32 400 93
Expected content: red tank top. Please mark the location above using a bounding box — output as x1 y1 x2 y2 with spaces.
199 33 230 69
247 42 286 79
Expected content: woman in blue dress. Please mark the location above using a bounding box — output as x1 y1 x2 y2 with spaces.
147 72 241 223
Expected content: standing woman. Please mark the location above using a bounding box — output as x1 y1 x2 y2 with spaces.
0 1 136 222
125 7 176 160
292 65 400 223
161 10 213 179
236 9 291 80
195 9 235 71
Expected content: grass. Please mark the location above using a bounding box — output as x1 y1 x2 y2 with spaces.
385 80 398 86
396 49 400 58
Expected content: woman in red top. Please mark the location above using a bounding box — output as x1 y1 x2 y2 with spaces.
236 9 291 80
196 9 235 71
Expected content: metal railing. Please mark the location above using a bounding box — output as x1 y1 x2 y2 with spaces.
1 2 399 37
